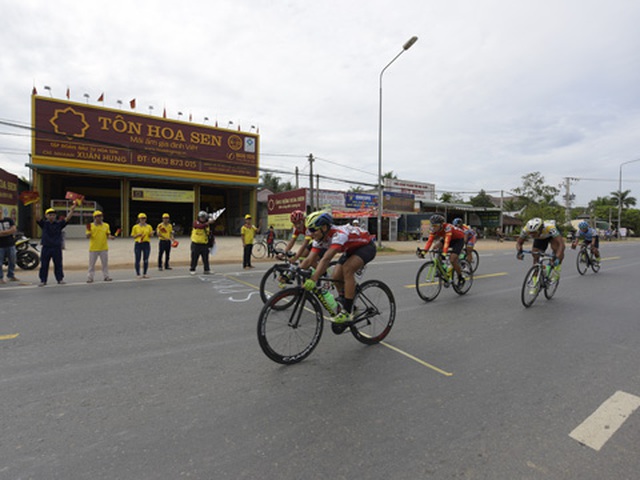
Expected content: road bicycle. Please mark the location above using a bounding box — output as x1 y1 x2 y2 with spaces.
520 250 561 308
257 269 396 364
415 249 473 302
252 235 288 259
576 242 600 275
459 248 480 273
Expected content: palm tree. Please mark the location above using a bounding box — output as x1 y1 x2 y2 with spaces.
610 190 637 209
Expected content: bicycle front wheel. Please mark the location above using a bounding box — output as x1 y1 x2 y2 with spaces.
257 287 324 364
576 250 588 275
452 260 473 295
591 254 601 273
350 280 396 345
252 242 267 259
259 263 295 304
521 265 542 308
469 249 480 273
415 261 442 302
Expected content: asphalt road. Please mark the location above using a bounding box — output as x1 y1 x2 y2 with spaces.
1 241 639 479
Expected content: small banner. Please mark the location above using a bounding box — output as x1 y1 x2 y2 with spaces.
19 190 40 206
65 191 85 205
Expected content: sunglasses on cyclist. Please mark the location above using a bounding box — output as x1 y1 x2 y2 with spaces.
308 227 318 233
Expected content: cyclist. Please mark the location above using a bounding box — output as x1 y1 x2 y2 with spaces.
300 211 376 324
452 218 477 263
516 217 565 266
571 221 600 260
280 210 313 263
421 214 467 286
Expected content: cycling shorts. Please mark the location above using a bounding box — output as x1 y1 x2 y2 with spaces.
532 237 551 252
337 241 376 265
449 238 465 255
584 238 600 248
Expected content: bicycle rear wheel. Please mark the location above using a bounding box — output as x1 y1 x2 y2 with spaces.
274 240 288 252
252 242 267 259
452 260 473 295
415 260 442 302
544 268 560 299
350 280 396 345
590 254 601 273
257 287 324 364
576 250 588 275
521 265 542 308
259 263 295 304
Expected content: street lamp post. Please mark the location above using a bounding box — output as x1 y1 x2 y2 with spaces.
617 157 640 238
377 35 418 248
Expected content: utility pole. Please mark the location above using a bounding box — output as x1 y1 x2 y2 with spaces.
316 174 320 209
308 154 314 211
295 166 299 189
563 177 578 224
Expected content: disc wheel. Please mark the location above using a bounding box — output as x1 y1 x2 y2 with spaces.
452 260 473 295
349 280 396 345
257 288 324 364
576 251 588 275
521 265 542 308
415 260 442 302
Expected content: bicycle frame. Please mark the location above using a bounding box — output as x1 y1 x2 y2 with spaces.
520 250 560 307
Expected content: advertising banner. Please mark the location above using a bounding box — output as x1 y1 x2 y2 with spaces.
345 192 378 210
384 178 436 202
131 187 195 203
32 97 259 184
383 191 415 212
0 168 19 221
267 188 306 215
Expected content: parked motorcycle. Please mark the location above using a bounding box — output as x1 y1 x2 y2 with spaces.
2 233 40 270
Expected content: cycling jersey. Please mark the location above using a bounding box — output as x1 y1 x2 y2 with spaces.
519 222 560 240
459 224 477 245
576 227 598 242
424 223 466 253
310 225 374 254
291 226 312 241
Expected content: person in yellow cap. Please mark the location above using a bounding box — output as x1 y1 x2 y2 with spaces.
131 213 154 278
86 210 114 283
241 213 260 269
156 213 174 270
35 201 77 286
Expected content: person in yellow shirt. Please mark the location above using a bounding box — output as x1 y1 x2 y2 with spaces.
131 213 154 278
190 210 216 275
241 214 260 269
86 210 114 283
156 213 174 271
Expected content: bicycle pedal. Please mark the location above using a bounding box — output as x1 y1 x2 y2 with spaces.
331 323 348 335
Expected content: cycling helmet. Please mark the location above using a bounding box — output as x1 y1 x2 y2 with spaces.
290 210 305 224
452 218 463 226
524 217 543 234
430 214 445 225
578 221 589 231
305 211 333 230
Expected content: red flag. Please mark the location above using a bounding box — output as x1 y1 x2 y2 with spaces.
66 87 70 99
163 107 166 118
19 190 40 206
97 93 104 102
32 86 37 95
130 98 136 109
65 191 85 205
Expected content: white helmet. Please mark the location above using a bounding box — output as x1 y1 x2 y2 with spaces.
352 219 360 226
524 217 543 234
198 210 208 219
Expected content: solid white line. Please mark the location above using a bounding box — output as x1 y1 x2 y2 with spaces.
569 390 640 451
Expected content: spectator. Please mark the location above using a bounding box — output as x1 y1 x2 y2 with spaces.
0 209 19 283
36 202 77 286
241 214 259 269
190 211 216 275
86 210 114 283
266 225 275 258
156 213 174 270
131 213 153 279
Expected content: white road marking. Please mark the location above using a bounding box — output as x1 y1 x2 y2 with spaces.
569 390 640 451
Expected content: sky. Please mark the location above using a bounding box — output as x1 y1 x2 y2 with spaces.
1 0 640 208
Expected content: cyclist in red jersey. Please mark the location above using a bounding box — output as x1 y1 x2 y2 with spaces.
301 211 376 323
452 217 477 262
281 210 313 262
422 214 466 285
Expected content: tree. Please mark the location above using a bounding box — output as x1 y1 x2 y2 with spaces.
260 172 293 193
439 192 463 203
610 189 637 209
512 172 559 205
469 189 496 208
382 171 398 180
